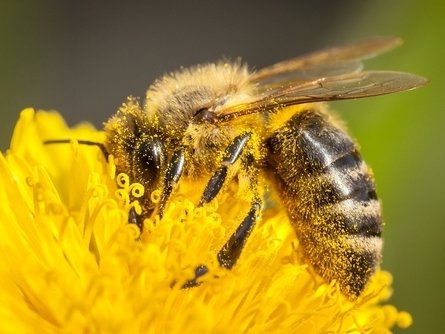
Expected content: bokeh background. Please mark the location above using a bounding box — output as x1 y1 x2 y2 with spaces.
1 1 443 333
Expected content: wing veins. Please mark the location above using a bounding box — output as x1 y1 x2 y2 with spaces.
251 36 403 82
218 71 427 121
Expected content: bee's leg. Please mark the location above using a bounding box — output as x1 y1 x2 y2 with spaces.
198 132 252 206
182 131 261 287
128 207 144 230
182 195 261 288
128 205 157 231
158 148 186 218
180 265 209 288
216 198 261 269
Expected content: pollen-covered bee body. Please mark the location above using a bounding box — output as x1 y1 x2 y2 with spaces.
103 37 426 298
266 107 382 296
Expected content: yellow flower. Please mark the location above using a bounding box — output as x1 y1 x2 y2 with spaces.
0 108 412 333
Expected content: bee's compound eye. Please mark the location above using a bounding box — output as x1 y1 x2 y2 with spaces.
138 139 165 184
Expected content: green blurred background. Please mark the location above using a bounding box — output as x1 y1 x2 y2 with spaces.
1 1 443 332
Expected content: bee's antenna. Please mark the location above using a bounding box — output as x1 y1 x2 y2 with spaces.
44 139 109 161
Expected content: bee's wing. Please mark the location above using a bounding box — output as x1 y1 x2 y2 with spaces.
218 70 427 120
251 36 403 83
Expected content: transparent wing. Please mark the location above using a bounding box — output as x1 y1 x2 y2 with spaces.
251 36 403 84
217 70 427 121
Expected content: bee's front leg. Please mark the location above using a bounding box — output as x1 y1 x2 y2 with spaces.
158 148 186 218
128 147 185 228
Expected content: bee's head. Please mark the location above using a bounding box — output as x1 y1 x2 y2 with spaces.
103 96 167 212
104 62 254 206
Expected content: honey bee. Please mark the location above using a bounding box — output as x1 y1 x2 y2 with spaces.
50 37 427 299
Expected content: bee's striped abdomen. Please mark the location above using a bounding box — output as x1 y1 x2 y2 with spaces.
266 109 383 298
